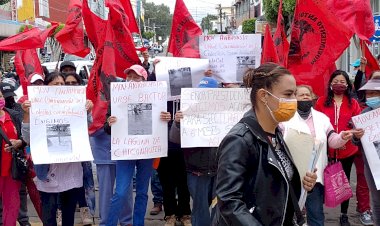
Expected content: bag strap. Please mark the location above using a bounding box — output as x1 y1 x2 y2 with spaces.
239 117 305 226
0 125 13 147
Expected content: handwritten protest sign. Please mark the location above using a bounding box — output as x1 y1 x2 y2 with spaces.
199 34 262 82
28 86 93 164
155 57 209 100
180 88 251 147
111 81 168 160
352 108 380 189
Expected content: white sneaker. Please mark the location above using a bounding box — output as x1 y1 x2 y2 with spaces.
57 209 62 226
80 207 93 225
360 210 374 226
164 215 177 226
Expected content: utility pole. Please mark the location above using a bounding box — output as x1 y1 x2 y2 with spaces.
218 4 223 34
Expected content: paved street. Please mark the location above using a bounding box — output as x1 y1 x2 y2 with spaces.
27 166 364 226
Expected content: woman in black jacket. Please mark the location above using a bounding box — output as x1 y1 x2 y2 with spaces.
213 63 317 226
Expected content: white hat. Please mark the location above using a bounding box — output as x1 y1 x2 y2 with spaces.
29 74 44 84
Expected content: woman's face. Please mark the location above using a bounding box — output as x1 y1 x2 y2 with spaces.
331 74 347 86
296 87 312 101
48 76 64 86
126 71 143 82
65 75 79 86
265 74 297 109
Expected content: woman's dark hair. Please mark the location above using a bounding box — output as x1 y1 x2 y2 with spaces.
42 66 49 78
64 72 83 85
369 70 380 79
243 62 292 108
44 71 64 85
324 70 352 107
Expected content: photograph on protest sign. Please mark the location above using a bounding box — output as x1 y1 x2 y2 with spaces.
46 124 72 153
168 67 192 96
199 34 261 83
155 57 209 100
111 81 168 160
352 109 380 189
180 88 251 147
28 86 93 164
128 103 153 135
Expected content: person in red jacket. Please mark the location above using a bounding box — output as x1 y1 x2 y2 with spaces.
315 70 372 226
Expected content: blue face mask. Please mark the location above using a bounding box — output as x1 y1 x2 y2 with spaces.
366 97 380 109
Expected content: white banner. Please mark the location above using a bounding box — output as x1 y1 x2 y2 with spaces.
352 108 380 189
199 34 262 83
28 86 93 164
180 88 251 147
111 81 168 160
155 57 209 100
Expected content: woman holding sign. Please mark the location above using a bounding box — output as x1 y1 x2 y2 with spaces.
213 63 317 226
315 70 372 226
281 85 362 226
21 72 93 226
105 64 172 226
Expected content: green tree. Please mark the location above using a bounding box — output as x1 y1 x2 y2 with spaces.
18 25 33 33
143 0 172 43
201 14 218 32
263 0 295 32
242 18 256 34
142 31 155 40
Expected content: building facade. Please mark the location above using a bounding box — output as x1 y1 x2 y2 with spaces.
233 0 262 28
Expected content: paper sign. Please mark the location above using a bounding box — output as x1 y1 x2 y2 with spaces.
180 88 251 147
111 81 168 160
28 86 93 164
352 108 380 189
199 34 262 83
155 57 209 100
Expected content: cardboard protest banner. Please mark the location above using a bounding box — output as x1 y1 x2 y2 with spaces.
155 57 209 100
28 86 93 164
180 88 251 147
352 108 380 189
199 34 262 83
110 81 168 160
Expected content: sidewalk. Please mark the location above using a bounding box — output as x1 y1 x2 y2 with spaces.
27 166 364 226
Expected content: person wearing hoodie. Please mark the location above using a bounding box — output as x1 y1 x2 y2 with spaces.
169 77 219 226
281 85 362 226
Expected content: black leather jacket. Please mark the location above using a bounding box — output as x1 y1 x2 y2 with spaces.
213 113 301 226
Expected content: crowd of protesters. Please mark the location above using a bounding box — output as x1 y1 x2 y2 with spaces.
0 50 379 226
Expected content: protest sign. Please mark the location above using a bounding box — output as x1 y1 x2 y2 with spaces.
28 86 93 164
199 34 262 82
111 81 168 160
352 108 380 189
180 88 251 147
155 57 209 100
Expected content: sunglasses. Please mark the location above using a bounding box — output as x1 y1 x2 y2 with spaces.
65 81 78 85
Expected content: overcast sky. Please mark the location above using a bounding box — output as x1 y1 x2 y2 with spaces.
146 0 233 23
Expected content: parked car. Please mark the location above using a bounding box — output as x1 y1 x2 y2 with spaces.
152 44 163 54
42 60 93 84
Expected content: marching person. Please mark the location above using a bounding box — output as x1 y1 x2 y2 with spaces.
315 70 373 226
213 63 317 226
105 64 172 226
281 85 363 226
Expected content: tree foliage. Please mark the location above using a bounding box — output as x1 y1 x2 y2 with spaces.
201 14 218 32
143 0 172 43
142 31 155 40
18 25 33 33
263 0 295 25
242 18 256 34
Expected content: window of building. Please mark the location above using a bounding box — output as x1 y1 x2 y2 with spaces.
372 0 379 14
39 0 49 17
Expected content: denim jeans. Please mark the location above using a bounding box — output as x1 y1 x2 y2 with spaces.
187 173 216 226
107 159 153 226
305 183 324 226
151 170 163 204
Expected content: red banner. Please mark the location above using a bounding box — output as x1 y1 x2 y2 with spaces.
261 25 279 65
82 0 107 51
56 0 90 57
168 0 202 58
361 41 380 78
288 0 353 97
120 0 140 34
273 0 289 67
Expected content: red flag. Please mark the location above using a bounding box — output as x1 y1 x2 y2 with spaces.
273 0 289 67
56 0 90 57
288 0 353 97
14 49 43 95
168 0 202 58
261 25 279 64
326 0 375 41
86 0 140 134
0 28 44 51
120 0 140 34
40 22 59 43
82 0 107 50
361 41 380 78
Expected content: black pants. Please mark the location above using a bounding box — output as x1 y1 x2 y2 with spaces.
340 155 356 214
158 148 191 218
40 188 80 226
